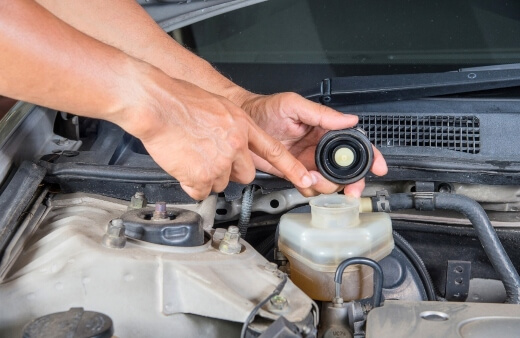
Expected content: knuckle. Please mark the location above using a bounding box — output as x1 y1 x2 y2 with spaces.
266 141 285 160
235 168 255 184
193 189 210 201
227 133 245 152
196 173 213 187
283 92 301 103
213 158 233 175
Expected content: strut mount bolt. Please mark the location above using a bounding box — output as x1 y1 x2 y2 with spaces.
152 202 168 220
218 226 241 254
102 219 126 249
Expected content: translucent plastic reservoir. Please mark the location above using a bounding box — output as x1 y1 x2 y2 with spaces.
278 194 394 301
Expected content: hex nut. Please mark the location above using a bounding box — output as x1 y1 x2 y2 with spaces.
128 192 147 210
269 295 288 311
102 219 126 249
218 226 241 254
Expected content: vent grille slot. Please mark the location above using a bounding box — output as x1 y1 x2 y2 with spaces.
358 115 480 154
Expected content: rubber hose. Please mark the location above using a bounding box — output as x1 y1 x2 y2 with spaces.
371 193 414 211
433 193 520 304
375 192 520 304
238 185 254 239
393 231 437 301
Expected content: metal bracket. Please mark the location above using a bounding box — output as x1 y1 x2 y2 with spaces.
413 192 435 211
375 190 391 212
445 260 471 301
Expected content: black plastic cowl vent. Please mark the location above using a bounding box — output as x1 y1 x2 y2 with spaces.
357 115 480 154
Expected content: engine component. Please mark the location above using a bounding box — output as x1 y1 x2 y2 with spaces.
334 257 384 308
371 192 520 304
0 193 315 338
278 194 394 301
315 128 373 185
128 191 147 210
257 316 309 338
218 226 242 254
121 202 204 247
215 188 311 222
391 231 437 301
0 161 46 261
102 219 127 249
22 308 113 338
241 273 288 338
366 300 520 338
319 258 383 338
445 260 471 301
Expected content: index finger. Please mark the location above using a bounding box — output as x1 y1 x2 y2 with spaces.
248 122 314 189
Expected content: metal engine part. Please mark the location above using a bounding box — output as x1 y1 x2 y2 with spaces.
366 300 520 338
0 193 314 337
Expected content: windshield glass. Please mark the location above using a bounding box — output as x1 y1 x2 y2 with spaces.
174 0 520 93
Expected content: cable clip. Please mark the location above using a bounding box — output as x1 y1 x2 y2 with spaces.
375 190 391 212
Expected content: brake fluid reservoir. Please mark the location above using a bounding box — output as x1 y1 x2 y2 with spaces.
278 194 394 301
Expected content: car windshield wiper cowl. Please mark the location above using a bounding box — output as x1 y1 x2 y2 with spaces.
304 63 520 106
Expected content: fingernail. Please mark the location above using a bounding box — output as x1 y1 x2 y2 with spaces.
301 175 313 188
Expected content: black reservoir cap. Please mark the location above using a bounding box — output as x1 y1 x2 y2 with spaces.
315 128 374 185
23 308 113 338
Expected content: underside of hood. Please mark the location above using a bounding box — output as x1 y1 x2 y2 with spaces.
137 0 267 32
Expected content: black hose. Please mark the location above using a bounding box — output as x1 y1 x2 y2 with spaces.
393 231 437 301
334 257 384 308
434 193 520 304
238 185 254 238
240 273 288 338
373 192 520 304
371 193 413 211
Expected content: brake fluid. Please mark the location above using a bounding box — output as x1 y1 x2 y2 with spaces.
278 194 394 301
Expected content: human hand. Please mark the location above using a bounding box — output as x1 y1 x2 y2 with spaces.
241 92 387 197
115 72 315 200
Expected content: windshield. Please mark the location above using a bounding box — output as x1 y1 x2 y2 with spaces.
174 0 520 93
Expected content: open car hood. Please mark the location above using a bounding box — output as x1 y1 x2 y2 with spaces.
138 0 267 32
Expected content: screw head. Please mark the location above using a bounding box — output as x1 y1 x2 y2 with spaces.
269 295 288 310
227 226 239 234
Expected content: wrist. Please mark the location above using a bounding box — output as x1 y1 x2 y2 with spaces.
104 58 168 141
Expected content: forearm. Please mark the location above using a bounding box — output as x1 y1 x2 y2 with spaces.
0 0 148 125
35 0 255 106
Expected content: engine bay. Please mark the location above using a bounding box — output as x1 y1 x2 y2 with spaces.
2 97 520 337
